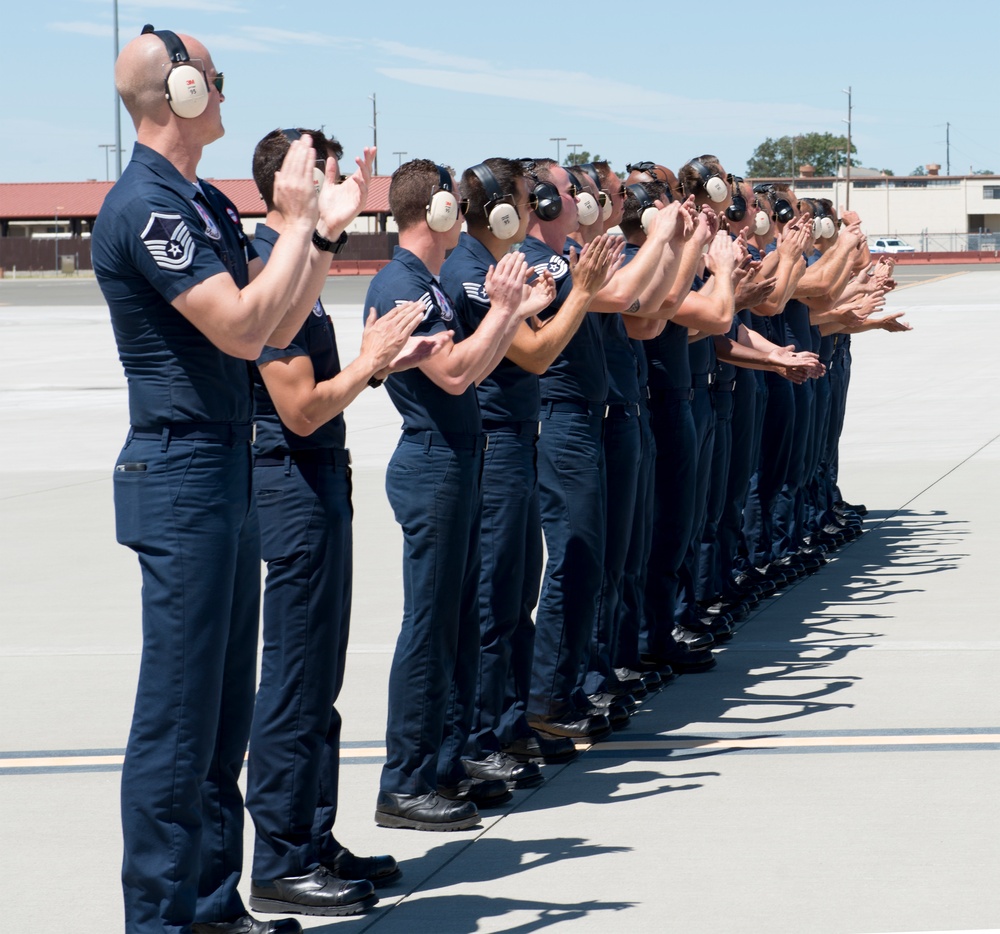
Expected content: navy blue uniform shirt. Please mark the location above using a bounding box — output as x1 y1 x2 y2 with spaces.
364 246 480 433
93 142 258 427
519 235 608 404
603 242 641 405
440 232 540 423
687 274 718 379
251 223 347 454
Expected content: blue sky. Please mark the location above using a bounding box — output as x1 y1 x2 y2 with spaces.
5 0 998 184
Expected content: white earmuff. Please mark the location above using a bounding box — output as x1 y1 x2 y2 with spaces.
576 191 601 227
705 175 729 204
812 218 822 239
640 207 658 234
427 189 460 233
312 167 326 194
819 216 836 238
487 202 520 240
165 63 210 117
753 211 770 236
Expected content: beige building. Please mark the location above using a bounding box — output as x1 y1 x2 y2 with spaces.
753 165 1000 251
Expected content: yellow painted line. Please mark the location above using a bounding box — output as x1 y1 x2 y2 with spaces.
592 734 1000 752
6 735 1000 771
893 270 967 290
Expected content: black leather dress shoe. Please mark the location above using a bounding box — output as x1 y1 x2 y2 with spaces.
503 730 578 764
671 624 715 649
192 914 302 934
438 777 512 807
585 693 632 730
463 750 544 788
528 711 612 740
324 847 401 886
249 867 376 918
374 791 479 831
610 669 648 698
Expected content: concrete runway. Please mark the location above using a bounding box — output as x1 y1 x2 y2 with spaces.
1 269 998 933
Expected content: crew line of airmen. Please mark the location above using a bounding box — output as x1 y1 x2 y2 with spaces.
94 28 910 934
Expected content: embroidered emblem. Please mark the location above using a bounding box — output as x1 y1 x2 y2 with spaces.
193 200 221 240
535 255 568 280
140 213 195 271
225 207 240 226
430 283 455 322
395 292 434 320
311 299 323 317
463 281 490 305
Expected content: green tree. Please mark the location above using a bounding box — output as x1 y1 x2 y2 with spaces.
972 168 996 175
746 133 859 178
564 150 624 179
910 165 927 176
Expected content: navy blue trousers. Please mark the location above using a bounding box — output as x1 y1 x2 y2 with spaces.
675 387 715 628
468 427 542 757
530 409 606 720
114 433 258 932
246 455 353 881
381 437 483 795
643 395 696 659
697 386 734 604
585 407 640 695
757 373 795 565
615 400 656 670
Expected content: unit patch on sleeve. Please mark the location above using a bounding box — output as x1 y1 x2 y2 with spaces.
140 213 195 271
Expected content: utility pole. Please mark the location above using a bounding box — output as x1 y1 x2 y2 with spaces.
113 0 122 178
549 137 566 164
369 93 378 175
946 122 951 176
843 86 852 209
392 151 407 169
566 143 582 162
99 144 115 181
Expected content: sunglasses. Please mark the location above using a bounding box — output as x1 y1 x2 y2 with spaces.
212 73 224 94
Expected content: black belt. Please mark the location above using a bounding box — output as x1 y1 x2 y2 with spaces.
691 373 716 388
605 402 641 418
711 379 736 393
400 429 485 451
130 422 254 446
254 448 351 468
481 420 538 437
542 400 601 417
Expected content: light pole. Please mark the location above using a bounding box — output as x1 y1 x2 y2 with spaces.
113 0 122 178
54 206 64 273
549 137 566 164
99 144 116 181
369 93 378 175
843 86 852 209
392 151 407 169
566 143 582 162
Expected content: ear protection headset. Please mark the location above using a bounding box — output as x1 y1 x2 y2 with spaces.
567 170 601 227
725 175 747 221
426 165 462 233
627 183 659 235
812 199 837 239
753 183 796 225
751 196 771 236
530 173 563 221
141 25 211 119
470 163 520 240
689 158 729 204
578 163 612 220
280 128 327 193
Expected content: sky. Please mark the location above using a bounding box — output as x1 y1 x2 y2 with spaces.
4 0 999 185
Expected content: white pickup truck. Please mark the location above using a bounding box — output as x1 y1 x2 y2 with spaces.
869 237 916 253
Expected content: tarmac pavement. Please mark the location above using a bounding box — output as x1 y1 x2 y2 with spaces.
1 269 998 933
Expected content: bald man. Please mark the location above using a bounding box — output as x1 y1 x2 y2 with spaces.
93 26 373 934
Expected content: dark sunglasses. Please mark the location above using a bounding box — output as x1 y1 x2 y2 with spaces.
212 73 224 94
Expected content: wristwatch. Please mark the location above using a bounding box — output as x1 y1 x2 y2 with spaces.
312 230 349 254
368 375 384 389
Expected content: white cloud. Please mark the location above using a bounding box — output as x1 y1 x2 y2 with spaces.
50 21 112 38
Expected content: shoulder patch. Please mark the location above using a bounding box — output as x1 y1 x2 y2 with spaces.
535 255 568 280
430 284 456 322
463 281 490 305
141 213 195 271
192 200 221 240
394 291 435 320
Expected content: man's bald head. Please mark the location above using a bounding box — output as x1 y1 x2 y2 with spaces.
115 31 215 127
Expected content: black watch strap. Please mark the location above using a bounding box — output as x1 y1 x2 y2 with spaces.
368 375 385 388
312 230 349 254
